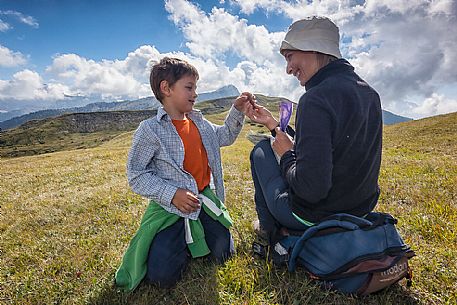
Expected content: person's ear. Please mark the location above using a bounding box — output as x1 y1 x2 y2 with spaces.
160 80 171 97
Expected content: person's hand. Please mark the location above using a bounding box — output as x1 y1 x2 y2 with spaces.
171 188 200 214
272 127 294 157
233 92 256 114
248 103 278 130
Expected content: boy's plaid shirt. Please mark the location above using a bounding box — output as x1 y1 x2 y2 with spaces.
127 106 245 220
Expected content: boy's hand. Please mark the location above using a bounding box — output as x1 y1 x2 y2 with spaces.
233 92 256 114
172 188 200 214
272 127 294 157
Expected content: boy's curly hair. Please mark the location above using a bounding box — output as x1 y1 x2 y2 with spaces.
150 57 199 103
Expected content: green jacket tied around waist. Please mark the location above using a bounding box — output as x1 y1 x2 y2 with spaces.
115 187 232 291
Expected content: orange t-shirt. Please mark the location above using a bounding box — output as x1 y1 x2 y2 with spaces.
172 118 211 192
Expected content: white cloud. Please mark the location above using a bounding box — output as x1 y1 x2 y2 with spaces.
1 1 456 119
0 45 163 105
0 69 67 100
163 0 303 101
0 18 11 31
165 0 283 65
119 45 162 78
0 45 27 67
0 46 162 103
0 10 39 28
230 0 457 118
46 53 150 100
413 93 457 118
230 0 280 15
429 0 455 15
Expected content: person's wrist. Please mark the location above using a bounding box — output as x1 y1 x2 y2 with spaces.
269 122 279 137
269 124 279 132
267 120 279 131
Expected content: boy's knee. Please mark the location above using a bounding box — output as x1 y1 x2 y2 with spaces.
146 269 181 288
146 239 189 288
210 234 234 263
146 253 189 288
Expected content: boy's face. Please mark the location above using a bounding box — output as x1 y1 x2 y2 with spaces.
164 74 198 119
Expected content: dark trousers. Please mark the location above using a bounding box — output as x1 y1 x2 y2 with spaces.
250 139 308 232
146 208 234 288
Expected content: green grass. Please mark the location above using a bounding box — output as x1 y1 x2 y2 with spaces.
1 111 456 304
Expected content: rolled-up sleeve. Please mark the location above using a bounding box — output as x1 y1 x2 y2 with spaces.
213 105 245 147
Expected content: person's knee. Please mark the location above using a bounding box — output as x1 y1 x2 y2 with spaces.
209 233 234 263
146 269 180 288
250 139 270 163
146 252 189 288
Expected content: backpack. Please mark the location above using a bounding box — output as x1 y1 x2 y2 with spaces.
261 212 415 295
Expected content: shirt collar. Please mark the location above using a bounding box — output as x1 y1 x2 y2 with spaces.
156 106 203 122
305 58 354 91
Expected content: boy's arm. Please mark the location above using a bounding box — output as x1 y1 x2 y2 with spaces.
126 122 177 208
212 105 245 147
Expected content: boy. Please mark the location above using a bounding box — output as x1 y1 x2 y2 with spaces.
115 57 254 291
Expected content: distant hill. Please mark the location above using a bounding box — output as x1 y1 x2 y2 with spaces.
0 85 240 130
0 84 410 130
0 93 422 158
0 94 277 158
0 94 104 121
382 110 412 125
0 109 28 122
0 110 156 157
383 111 456 156
0 97 158 131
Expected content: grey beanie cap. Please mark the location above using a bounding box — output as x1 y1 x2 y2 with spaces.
280 16 342 58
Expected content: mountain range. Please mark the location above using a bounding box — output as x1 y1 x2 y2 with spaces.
0 85 240 130
0 84 411 130
382 109 412 125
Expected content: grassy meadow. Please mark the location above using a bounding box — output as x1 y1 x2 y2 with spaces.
1 110 456 305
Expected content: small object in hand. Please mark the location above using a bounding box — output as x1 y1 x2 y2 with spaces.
279 100 293 132
249 94 257 106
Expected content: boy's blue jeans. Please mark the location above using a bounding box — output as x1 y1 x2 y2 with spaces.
250 139 309 233
146 208 234 288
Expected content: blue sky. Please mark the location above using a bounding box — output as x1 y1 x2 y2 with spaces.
0 0 290 74
1 1 186 73
1 0 456 119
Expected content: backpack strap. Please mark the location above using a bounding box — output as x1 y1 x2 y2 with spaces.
320 213 373 228
367 212 397 227
288 217 372 272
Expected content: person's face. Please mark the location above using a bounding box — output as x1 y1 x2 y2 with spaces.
283 50 320 86
162 74 198 119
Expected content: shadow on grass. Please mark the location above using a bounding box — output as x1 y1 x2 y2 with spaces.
247 258 422 305
86 259 221 305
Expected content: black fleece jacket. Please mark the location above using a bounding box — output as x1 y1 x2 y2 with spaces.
280 59 382 223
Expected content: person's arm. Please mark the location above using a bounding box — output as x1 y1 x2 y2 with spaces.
210 93 253 147
280 96 334 204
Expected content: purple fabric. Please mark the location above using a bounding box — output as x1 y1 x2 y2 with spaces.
279 100 293 132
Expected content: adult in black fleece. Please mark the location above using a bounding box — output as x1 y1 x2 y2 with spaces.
249 16 382 235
